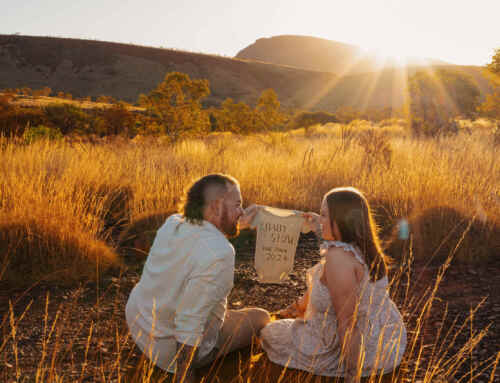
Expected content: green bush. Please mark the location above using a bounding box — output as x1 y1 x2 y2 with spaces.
43 103 91 135
22 125 63 143
288 110 338 129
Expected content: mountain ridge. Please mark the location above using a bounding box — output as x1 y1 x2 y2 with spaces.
0 35 490 112
235 35 451 74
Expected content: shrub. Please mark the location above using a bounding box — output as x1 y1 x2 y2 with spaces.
386 206 500 262
0 214 118 286
22 125 63 144
357 129 393 171
410 116 459 138
43 103 90 135
74 183 133 243
0 93 14 112
118 211 173 262
289 110 338 129
408 69 480 137
95 103 136 136
0 107 46 137
493 122 500 147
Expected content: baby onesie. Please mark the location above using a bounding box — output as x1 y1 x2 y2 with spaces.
251 206 305 283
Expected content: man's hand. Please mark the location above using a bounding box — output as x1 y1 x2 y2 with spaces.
174 342 197 383
301 212 321 235
238 204 260 230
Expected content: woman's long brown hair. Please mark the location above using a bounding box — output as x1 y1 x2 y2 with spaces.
325 187 389 281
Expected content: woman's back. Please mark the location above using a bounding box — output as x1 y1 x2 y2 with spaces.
261 241 407 377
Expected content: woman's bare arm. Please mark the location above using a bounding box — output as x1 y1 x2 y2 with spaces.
324 248 363 383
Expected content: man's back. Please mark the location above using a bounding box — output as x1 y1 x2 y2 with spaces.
126 213 235 372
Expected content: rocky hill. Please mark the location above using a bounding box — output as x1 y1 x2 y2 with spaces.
0 35 491 112
235 35 450 74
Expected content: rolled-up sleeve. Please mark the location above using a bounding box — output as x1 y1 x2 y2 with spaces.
174 238 234 346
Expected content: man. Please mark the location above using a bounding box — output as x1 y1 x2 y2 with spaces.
126 174 270 382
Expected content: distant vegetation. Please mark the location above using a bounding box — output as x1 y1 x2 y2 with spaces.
0 73 405 141
478 48 500 120
1 62 498 143
408 69 481 137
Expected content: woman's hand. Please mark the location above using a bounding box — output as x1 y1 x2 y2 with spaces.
274 290 309 319
274 302 302 319
301 212 321 235
239 204 260 230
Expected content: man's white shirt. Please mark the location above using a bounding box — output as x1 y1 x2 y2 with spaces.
126 214 235 372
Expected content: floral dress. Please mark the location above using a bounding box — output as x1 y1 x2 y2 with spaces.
260 241 407 377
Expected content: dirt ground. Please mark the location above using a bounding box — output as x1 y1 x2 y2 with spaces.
1 234 499 382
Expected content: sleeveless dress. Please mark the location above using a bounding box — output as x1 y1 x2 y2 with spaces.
260 241 407 377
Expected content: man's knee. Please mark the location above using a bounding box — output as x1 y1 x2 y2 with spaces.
248 308 271 332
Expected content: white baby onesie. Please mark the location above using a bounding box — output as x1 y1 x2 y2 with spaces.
251 206 305 283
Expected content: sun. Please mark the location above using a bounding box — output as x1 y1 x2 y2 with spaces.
360 39 430 67
373 49 411 65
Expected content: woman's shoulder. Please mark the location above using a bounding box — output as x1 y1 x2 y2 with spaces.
323 245 358 266
322 242 367 288
321 240 354 252
322 240 361 257
322 241 366 269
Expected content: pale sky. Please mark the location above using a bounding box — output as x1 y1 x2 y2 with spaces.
2 0 499 66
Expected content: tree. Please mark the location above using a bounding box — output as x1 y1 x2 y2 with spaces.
97 103 136 136
255 89 286 130
478 48 500 119
486 48 500 77
408 69 480 136
41 87 52 97
216 98 256 133
478 92 500 119
139 72 210 140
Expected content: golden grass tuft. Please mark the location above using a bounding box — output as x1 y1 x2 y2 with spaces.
118 211 174 260
76 182 133 241
385 205 500 262
0 212 118 285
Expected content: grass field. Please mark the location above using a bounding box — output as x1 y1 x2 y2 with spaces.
6 93 145 112
1 120 499 382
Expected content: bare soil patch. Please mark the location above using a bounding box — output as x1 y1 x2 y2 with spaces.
1 235 498 382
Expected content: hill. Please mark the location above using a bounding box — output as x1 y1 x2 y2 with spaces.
235 35 450 74
0 35 492 112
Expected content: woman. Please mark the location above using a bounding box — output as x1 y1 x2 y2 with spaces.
260 187 406 383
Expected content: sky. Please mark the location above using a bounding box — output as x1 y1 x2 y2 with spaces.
2 0 499 66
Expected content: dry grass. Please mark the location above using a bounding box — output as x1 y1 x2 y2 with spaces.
1 251 498 382
0 122 499 284
0 121 499 381
6 93 145 112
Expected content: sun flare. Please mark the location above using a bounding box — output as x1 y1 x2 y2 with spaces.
360 38 431 67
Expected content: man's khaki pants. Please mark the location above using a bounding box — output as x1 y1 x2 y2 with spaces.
195 307 270 367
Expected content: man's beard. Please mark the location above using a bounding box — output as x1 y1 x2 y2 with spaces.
220 206 239 238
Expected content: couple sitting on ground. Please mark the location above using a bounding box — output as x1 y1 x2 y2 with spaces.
125 174 407 383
